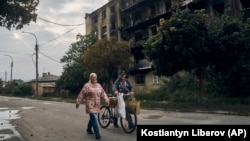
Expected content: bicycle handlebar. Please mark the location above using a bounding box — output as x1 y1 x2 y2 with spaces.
107 92 133 97
119 92 132 96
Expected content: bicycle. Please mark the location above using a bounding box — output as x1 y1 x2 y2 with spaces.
97 93 137 133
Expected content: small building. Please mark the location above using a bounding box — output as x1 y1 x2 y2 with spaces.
31 72 60 96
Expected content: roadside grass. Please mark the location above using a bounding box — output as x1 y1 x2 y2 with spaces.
136 91 250 116
140 100 250 116
27 94 250 116
2 93 249 116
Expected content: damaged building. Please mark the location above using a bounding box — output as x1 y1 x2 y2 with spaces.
85 0 250 92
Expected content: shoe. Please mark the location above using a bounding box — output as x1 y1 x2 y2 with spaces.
129 123 134 129
114 124 119 128
96 135 101 140
86 130 94 134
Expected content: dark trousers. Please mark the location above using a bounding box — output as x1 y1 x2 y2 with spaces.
114 108 133 128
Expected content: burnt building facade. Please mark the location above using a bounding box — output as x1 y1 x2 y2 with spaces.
85 0 250 92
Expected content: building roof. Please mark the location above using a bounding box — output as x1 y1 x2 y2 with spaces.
30 72 59 82
38 82 56 87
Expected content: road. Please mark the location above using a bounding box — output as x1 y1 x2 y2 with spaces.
0 96 250 141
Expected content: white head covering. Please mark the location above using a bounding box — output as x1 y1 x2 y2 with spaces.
89 73 97 81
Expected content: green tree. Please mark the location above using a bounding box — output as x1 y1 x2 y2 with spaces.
208 15 250 97
57 34 97 96
0 0 39 30
82 37 132 93
143 9 209 101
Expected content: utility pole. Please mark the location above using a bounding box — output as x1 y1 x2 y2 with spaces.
4 54 13 81
22 31 39 96
5 71 7 82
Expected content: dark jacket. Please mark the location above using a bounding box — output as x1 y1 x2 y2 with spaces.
112 78 134 94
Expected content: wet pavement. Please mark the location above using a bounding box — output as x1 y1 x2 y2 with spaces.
0 96 249 141
0 107 24 141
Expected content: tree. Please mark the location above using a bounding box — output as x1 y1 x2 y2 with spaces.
81 37 132 93
57 34 97 95
144 8 250 99
207 14 250 97
0 0 39 30
143 9 209 101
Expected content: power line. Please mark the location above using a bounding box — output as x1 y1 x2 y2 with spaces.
39 26 78 46
39 51 61 63
0 50 61 64
4 17 83 66
0 50 32 55
37 17 85 26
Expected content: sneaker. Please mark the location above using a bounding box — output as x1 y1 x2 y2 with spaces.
129 123 134 129
114 124 119 128
86 130 94 134
96 135 102 140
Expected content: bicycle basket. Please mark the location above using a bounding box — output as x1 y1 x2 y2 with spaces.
126 100 140 115
109 97 118 108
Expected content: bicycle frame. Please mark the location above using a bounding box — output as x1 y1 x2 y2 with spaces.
98 93 137 133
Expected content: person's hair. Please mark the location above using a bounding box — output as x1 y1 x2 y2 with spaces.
89 73 97 80
119 70 126 75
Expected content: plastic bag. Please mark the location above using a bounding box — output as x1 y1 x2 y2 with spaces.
116 93 126 119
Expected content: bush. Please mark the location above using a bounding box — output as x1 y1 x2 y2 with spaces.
12 83 33 96
1 83 33 96
136 71 199 102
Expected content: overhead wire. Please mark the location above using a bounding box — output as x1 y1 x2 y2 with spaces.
0 50 33 55
39 27 78 46
37 16 85 26
35 16 85 63
39 51 61 63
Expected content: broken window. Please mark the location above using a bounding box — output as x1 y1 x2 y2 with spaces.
102 10 106 19
92 16 98 24
150 26 158 36
135 74 145 84
240 0 250 9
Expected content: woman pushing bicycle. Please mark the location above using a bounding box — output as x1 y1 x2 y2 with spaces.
112 70 134 128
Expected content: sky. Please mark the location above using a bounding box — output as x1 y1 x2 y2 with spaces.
0 0 108 82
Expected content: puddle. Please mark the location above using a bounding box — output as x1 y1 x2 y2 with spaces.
142 114 163 119
0 108 24 141
21 107 35 110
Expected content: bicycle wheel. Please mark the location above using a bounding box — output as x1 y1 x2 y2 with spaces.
98 106 111 128
120 107 137 133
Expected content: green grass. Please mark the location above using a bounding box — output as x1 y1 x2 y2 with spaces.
140 100 250 116
33 96 250 116
3 94 250 116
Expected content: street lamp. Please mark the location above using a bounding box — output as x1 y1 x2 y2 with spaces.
22 31 39 96
4 54 13 82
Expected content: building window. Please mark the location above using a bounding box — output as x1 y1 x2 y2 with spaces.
92 16 98 24
93 31 98 37
132 12 142 25
153 75 159 84
212 1 224 14
240 0 250 9
111 22 116 30
110 6 115 14
102 26 107 35
101 26 107 39
110 22 116 36
150 26 158 36
134 31 142 42
102 10 106 19
149 5 156 16
135 74 145 84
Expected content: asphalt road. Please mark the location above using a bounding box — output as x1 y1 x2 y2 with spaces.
0 96 250 141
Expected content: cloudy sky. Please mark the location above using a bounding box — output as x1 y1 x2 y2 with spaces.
0 0 108 82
